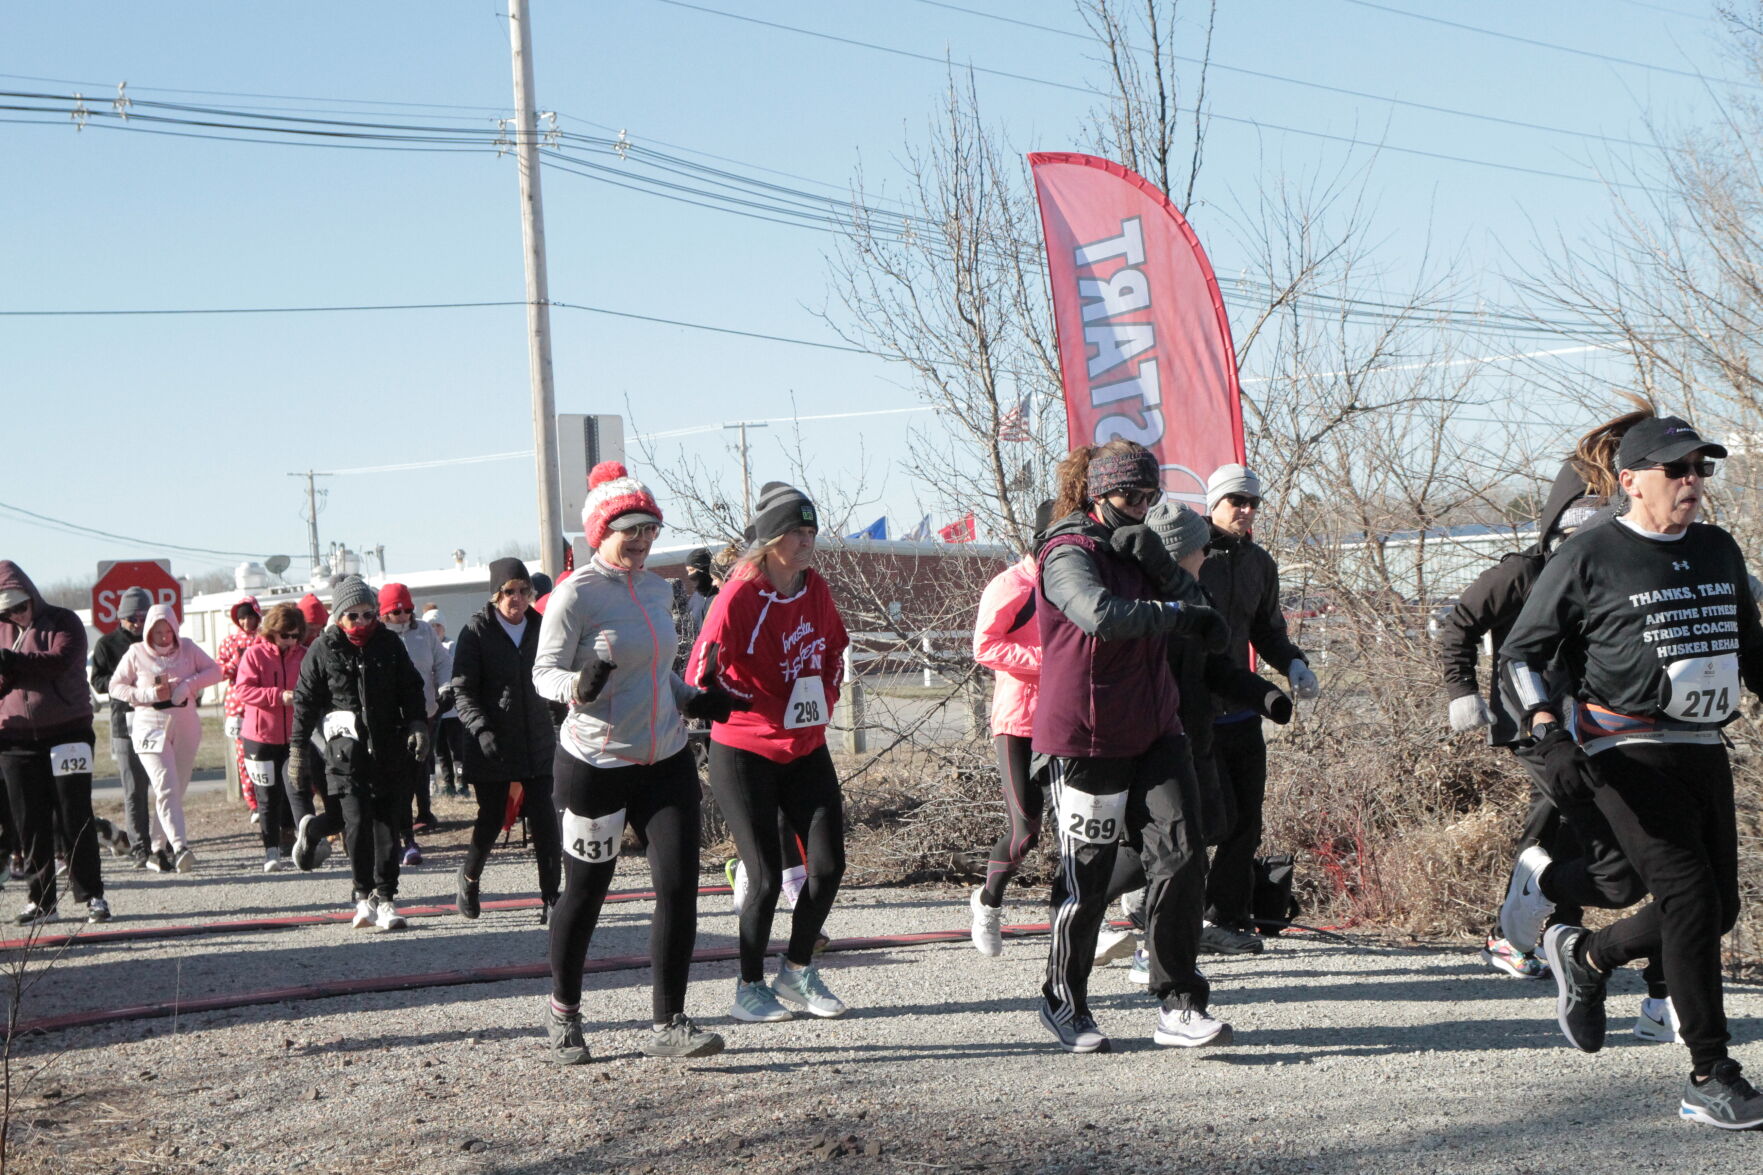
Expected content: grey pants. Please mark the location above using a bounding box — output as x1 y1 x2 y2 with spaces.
111 734 150 850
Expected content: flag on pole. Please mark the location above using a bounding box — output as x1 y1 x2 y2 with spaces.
1028 152 1245 508
997 395 1032 443
845 516 888 540
905 515 931 541
938 514 976 544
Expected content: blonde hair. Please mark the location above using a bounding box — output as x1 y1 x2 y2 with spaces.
1570 393 1654 499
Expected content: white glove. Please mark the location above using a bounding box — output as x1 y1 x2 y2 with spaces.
1286 660 1319 700
1448 694 1493 732
223 715 243 740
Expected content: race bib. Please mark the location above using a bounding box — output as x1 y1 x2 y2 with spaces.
322 711 360 741
132 709 170 754
243 759 275 788
49 742 93 778
1057 787 1128 845
1662 654 1740 723
562 808 625 864
784 674 828 730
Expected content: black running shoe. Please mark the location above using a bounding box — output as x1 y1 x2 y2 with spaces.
1199 923 1264 956
456 864 480 920
547 1007 590 1065
1681 1059 1763 1129
1543 923 1606 1053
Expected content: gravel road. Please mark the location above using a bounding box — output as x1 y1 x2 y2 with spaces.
4 790 1760 1173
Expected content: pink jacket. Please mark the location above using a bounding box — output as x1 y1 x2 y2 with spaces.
972 557 1041 738
232 640 306 745
108 604 224 709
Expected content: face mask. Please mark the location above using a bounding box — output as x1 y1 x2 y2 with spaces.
1096 499 1137 531
385 618 411 634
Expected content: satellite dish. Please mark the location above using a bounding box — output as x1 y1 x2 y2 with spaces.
265 555 291 576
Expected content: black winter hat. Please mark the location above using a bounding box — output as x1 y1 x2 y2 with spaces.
685 547 712 572
489 557 532 593
749 481 818 545
330 575 376 617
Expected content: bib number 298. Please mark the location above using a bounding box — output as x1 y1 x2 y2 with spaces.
784 675 828 731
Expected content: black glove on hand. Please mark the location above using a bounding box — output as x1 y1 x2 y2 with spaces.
1261 687 1294 725
436 683 456 712
1109 524 1184 596
1533 727 1595 804
0 648 16 676
573 655 616 705
476 729 501 763
1169 601 1231 655
407 720 430 762
683 686 748 724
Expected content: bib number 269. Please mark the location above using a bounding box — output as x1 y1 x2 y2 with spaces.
1058 787 1127 846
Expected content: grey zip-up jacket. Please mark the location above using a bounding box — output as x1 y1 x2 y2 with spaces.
532 556 696 768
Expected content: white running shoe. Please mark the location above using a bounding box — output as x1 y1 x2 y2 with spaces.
726 858 748 914
1498 845 1555 954
1127 948 1150 985
1039 1000 1110 1054
772 963 848 1018
350 898 376 930
1634 996 1683 1044
970 887 1004 957
1155 999 1234 1048
729 979 792 1022
1094 927 1137 967
173 846 196 874
780 864 807 910
373 896 406 931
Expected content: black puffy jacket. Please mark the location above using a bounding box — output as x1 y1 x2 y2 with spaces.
451 603 555 783
290 624 426 794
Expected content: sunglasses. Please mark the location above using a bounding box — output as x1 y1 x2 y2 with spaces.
3 601 29 617
339 610 378 623
1112 488 1161 508
384 607 411 617
619 523 662 539
271 631 301 642
499 584 535 598
1225 493 1263 509
1649 459 1716 480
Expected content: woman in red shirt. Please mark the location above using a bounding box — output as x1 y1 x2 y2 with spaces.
689 482 850 1023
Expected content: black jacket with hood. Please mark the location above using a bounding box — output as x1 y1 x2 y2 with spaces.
90 626 142 739
1437 463 1600 746
451 602 555 783
0 562 94 748
1198 525 1307 700
290 622 426 794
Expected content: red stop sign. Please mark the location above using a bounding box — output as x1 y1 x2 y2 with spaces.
91 560 183 634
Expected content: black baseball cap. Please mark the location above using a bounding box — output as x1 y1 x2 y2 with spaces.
1617 415 1728 470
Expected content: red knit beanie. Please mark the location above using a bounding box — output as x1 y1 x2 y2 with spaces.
298 593 329 626
581 461 663 546
378 582 415 615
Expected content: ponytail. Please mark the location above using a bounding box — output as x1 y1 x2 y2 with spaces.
1052 445 1096 520
1570 392 1653 499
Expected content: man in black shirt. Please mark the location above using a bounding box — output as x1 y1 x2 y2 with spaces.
1501 415 1763 1129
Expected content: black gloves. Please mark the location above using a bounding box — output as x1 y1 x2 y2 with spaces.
685 642 749 723
573 655 616 705
1168 600 1230 654
0 648 16 676
436 683 456 712
1109 524 1186 596
1261 687 1294 725
1533 726 1595 804
406 720 430 762
476 729 501 763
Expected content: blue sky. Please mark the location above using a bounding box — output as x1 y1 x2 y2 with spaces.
2 0 1738 587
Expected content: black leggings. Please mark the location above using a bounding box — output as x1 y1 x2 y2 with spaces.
463 774 561 904
981 734 1042 907
1204 718 1267 928
0 736 101 909
242 739 314 851
1582 742 1739 1075
548 747 701 1021
709 741 845 982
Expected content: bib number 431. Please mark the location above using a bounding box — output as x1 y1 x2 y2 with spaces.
563 808 626 864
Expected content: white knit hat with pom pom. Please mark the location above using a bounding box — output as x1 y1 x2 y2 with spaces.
581 461 663 546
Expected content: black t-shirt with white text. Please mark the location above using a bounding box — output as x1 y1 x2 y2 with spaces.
1501 519 1763 728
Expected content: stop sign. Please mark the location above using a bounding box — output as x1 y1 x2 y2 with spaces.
91 560 182 634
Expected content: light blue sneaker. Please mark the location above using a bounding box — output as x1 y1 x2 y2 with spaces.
772 963 848 1018
729 979 792 1023
1128 948 1150 985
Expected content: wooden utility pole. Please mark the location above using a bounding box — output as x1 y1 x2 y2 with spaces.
722 420 770 519
508 0 565 578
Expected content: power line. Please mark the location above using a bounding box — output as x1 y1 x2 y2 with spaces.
646 0 1670 194
1335 0 1755 89
908 0 1671 153
0 500 265 559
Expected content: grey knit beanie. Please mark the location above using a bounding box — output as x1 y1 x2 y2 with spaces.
329 575 376 616
117 587 154 620
1205 463 1263 513
1147 501 1211 564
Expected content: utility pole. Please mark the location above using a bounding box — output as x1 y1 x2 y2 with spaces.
508 0 565 579
287 470 332 574
722 421 770 519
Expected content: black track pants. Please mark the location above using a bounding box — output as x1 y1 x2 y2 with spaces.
462 775 561 904
1204 718 1266 929
708 741 845 982
339 784 404 901
1044 734 1205 1016
548 748 701 1022
981 734 1043 907
0 736 101 908
1581 742 1739 1074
